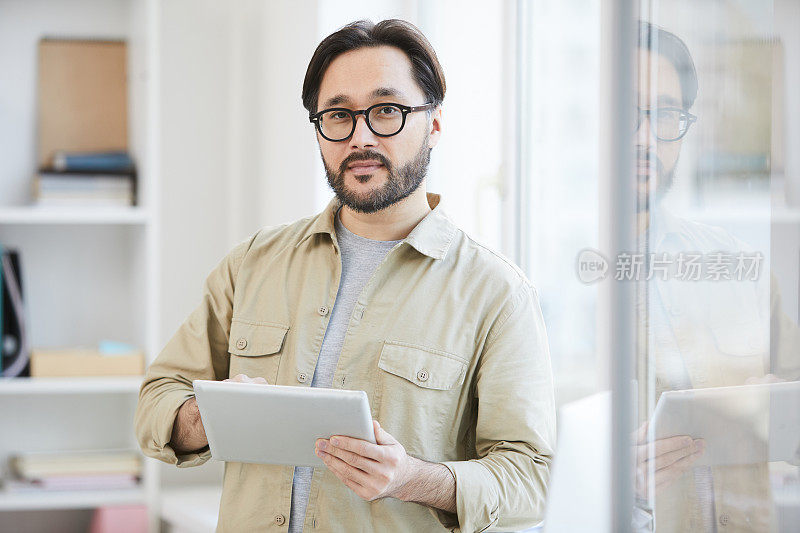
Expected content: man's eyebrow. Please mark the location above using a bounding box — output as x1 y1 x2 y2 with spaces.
657 94 681 107
322 94 351 108
320 87 410 109
370 87 408 100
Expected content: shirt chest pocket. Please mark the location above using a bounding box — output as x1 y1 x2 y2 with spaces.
378 341 468 390
228 320 289 384
376 340 469 458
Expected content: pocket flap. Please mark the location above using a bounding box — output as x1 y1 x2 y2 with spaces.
711 321 767 357
378 341 467 390
228 320 289 356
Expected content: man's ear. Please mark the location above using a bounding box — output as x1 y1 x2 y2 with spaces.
427 105 442 149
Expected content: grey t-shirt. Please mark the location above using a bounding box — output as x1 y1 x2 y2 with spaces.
288 208 402 532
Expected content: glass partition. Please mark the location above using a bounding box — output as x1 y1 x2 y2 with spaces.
630 1 800 531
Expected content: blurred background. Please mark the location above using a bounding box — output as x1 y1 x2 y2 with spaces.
0 0 798 531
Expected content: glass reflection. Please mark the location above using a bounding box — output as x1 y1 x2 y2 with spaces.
632 14 800 533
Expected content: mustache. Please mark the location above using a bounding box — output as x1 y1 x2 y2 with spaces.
339 151 392 174
635 146 664 175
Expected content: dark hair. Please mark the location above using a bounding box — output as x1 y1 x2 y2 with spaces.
302 19 446 115
638 21 698 110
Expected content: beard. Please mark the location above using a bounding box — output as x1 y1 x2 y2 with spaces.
636 146 677 213
322 134 431 214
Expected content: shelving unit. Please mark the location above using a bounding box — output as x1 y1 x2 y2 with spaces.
0 0 161 530
0 376 144 395
0 488 146 512
0 207 150 225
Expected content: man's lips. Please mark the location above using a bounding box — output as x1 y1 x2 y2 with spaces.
348 160 384 175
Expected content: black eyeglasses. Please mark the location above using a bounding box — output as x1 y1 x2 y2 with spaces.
633 106 697 142
309 102 434 142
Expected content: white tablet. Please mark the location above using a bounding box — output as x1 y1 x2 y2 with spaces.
651 381 800 467
192 380 375 467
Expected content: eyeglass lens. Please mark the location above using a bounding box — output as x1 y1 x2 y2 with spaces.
318 105 404 140
634 108 690 141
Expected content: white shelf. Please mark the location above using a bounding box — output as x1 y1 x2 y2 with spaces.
0 487 145 511
0 206 149 225
0 376 143 395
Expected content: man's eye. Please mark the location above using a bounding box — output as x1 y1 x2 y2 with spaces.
657 109 681 121
330 112 350 120
378 106 398 115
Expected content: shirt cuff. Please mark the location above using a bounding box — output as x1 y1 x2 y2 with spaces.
148 388 212 468
441 460 500 533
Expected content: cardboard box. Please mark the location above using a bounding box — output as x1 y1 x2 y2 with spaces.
31 348 143 377
37 39 128 169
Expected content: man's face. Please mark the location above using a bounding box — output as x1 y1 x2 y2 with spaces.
316 45 441 213
634 48 685 212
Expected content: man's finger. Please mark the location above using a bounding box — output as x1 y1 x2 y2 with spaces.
636 435 695 464
318 439 379 474
634 421 649 444
329 435 385 461
654 448 704 488
318 449 372 487
652 440 704 472
373 420 398 446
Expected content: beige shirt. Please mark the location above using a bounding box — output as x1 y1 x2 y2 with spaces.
640 210 799 532
134 192 556 533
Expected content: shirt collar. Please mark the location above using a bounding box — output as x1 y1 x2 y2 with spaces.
649 206 684 249
295 192 458 261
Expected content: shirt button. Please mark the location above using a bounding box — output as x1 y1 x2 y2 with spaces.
275 514 286 526
236 338 247 350
417 369 429 382
719 513 730 526
318 305 329 316
297 372 308 383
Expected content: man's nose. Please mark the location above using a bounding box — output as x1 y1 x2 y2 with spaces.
635 113 658 148
350 113 378 149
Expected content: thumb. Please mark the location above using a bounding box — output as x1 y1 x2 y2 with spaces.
373 420 398 445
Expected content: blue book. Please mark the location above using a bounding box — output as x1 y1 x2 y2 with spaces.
53 151 134 173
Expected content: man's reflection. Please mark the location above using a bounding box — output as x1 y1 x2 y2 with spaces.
632 21 799 533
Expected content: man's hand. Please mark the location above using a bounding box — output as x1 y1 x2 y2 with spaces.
634 422 705 500
224 373 268 385
315 420 412 501
170 374 266 454
170 396 208 454
745 373 786 385
315 420 457 513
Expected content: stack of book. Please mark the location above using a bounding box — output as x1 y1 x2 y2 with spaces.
5 449 142 492
33 151 136 207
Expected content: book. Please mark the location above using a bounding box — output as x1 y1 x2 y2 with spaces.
33 170 136 207
1 249 29 377
10 449 142 479
53 151 134 173
4 474 139 492
0 244 3 374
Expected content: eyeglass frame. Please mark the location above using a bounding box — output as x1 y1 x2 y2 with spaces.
634 106 697 142
309 102 435 142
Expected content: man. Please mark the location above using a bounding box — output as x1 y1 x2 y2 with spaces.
135 19 555 533
630 21 799 532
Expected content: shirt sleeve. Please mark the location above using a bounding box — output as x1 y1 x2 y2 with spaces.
441 282 556 532
769 273 800 381
133 234 256 467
